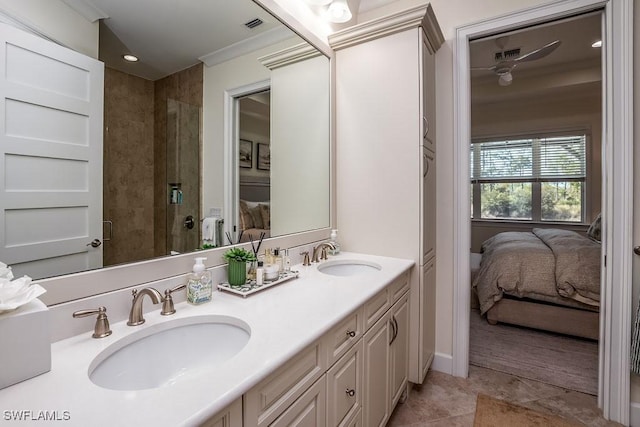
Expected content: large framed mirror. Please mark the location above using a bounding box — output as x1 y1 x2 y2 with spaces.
0 0 332 304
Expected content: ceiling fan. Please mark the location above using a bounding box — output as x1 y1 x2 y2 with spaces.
472 38 562 86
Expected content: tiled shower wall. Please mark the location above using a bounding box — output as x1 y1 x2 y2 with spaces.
103 68 155 266
103 64 203 265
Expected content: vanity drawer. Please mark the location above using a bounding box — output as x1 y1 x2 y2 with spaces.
364 289 390 330
389 271 410 303
244 340 327 427
325 308 364 366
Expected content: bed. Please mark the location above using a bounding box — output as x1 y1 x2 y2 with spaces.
238 199 271 243
471 226 601 340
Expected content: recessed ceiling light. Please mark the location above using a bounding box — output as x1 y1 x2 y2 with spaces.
123 54 139 62
591 40 602 48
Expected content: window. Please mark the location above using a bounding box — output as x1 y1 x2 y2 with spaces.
470 133 587 222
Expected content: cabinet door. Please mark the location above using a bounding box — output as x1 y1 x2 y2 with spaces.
390 293 409 408
200 398 242 427
344 408 362 427
421 146 436 265
363 313 391 427
420 259 436 380
271 376 327 427
327 340 363 427
421 33 436 151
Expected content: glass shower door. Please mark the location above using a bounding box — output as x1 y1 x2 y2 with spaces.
166 99 201 254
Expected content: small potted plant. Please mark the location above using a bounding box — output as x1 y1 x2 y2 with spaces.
223 247 256 287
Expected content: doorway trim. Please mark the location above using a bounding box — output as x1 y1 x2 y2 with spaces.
451 0 633 423
223 79 270 243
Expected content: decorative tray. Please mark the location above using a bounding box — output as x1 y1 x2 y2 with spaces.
217 270 300 297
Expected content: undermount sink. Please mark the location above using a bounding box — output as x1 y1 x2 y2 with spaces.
88 315 250 391
317 259 382 277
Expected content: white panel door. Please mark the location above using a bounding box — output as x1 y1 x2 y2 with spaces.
0 23 104 279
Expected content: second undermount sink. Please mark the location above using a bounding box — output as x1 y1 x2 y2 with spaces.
88 315 250 391
317 259 382 277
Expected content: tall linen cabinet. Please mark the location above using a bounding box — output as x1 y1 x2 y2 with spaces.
330 5 443 384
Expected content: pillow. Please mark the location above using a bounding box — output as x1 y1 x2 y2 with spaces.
249 205 264 229
587 213 601 242
239 200 254 230
259 203 271 230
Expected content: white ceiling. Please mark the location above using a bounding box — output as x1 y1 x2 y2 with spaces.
470 11 602 91
66 0 302 80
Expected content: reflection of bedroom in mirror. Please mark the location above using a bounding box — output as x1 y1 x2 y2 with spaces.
238 90 272 244
468 11 602 396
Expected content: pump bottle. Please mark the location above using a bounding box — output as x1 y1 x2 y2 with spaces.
187 257 212 304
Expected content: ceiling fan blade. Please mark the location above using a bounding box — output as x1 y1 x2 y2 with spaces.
514 40 561 63
470 65 497 71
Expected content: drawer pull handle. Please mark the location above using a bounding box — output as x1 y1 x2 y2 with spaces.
346 388 356 397
346 330 356 338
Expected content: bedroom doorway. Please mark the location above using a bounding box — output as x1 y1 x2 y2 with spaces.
452 0 633 423
467 11 602 395
223 80 270 245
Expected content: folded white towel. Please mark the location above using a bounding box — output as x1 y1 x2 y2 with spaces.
202 217 219 243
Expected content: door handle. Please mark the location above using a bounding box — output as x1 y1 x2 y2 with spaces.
103 220 113 242
634 246 640 256
86 239 102 248
184 215 195 229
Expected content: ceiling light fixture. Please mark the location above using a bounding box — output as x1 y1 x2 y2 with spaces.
591 40 602 48
122 54 139 62
326 0 352 23
498 71 513 87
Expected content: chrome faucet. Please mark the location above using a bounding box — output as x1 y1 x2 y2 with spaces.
312 242 337 263
127 287 163 326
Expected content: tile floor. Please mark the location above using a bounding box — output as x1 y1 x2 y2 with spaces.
387 365 621 426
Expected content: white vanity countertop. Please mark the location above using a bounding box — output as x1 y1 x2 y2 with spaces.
0 252 413 427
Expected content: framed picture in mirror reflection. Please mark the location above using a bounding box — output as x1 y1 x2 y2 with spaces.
239 139 253 168
257 143 270 170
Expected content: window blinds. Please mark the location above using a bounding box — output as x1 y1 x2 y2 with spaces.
470 135 586 183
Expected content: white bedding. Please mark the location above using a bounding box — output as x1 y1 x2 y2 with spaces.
472 228 601 315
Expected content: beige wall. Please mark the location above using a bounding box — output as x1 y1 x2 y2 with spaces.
0 0 97 58
201 38 296 219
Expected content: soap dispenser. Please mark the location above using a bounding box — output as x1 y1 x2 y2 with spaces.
187 257 212 305
329 229 341 255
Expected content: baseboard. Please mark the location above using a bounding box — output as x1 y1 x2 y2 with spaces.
431 352 453 375
630 402 640 426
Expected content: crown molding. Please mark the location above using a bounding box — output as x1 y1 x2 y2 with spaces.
328 3 444 51
199 26 294 68
61 0 108 22
258 43 322 70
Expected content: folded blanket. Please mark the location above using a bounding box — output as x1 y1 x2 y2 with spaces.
533 228 601 306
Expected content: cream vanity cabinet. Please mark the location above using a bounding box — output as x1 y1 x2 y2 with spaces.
202 399 243 427
242 271 409 427
331 4 443 384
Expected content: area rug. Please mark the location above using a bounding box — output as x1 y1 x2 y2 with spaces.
473 394 581 426
469 309 598 395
